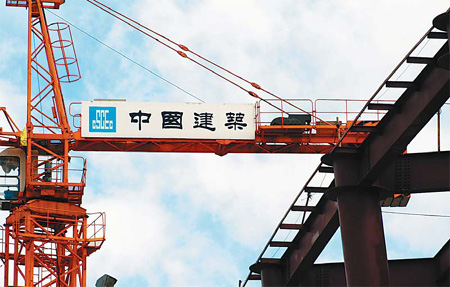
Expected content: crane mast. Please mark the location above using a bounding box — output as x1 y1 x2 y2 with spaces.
24 0 71 201
1 1 105 287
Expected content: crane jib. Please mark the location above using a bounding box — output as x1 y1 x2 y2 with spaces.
80 101 256 140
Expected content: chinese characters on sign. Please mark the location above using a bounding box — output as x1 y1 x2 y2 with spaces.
129 110 151 131
128 110 247 132
82 102 255 140
194 112 216 131
225 112 247 130
161 111 183 129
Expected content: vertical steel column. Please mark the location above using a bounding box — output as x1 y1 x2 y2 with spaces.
25 0 34 195
326 153 390 286
13 234 18 287
69 223 78 287
4 226 9 287
261 265 284 287
25 213 34 287
250 262 285 287
336 187 390 286
433 11 450 70
57 242 65 286
81 216 88 287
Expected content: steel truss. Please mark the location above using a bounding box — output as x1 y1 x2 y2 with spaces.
1 200 105 287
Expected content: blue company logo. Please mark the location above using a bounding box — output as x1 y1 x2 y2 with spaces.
89 107 116 133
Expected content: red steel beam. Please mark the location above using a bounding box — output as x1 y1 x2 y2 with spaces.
377 151 450 193
298 240 449 286
357 44 450 186
284 196 339 286
252 38 450 287
70 128 373 155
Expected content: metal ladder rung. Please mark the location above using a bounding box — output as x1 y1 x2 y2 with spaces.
269 241 292 247
291 205 315 212
385 81 417 89
368 103 395 111
318 166 334 173
350 125 377 133
260 258 282 264
407 56 435 64
427 31 448 39
304 186 328 193
248 274 261 280
279 223 303 230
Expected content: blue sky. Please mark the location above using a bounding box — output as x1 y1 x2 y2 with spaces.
0 1 449 287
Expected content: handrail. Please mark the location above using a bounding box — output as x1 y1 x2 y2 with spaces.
256 98 394 128
86 212 106 241
69 102 82 129
241 162 324 287
330 24 438 154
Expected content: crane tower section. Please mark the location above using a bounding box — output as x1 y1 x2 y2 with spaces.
0 1 105 287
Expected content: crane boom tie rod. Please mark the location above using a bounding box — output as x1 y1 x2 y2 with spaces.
85 0 334 125
46 10 205 103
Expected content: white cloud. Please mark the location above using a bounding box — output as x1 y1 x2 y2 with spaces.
0 79 26 129
1 1 449 286
384 192 450 258
80 152 321 286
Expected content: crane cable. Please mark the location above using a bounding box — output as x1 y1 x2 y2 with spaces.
85 0 327 122
84 0 249 94
46 10 205 103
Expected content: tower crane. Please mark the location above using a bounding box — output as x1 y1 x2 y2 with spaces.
0 1 397 286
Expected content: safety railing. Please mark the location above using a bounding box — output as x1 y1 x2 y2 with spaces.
330 24 448 154
69 102 82 129
86 212 106 249
6 0 66 9
255 98 314 127
255 98 395 127
48 22 81 83
314 99 394 123
31 155 86 186
29 156 87 204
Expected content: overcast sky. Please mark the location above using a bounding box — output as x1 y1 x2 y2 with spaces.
0 1 449 287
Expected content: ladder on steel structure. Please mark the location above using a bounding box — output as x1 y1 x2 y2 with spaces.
241 15 449 286
242 161 334 283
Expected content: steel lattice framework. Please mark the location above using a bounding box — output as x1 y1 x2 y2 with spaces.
2 201 105 287
0 1 105 286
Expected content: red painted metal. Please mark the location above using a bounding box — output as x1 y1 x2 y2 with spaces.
6 0 65 9
335 186 390 286
0 107 21 145
48 22 81 83
0 200 105 287
242 13 449 286
297 241 448 287
0 1 104 286
67 98 382 155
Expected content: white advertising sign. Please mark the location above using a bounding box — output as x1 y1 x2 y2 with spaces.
81 101 256 140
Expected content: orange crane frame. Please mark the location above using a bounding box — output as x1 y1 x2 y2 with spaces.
1 1 105 287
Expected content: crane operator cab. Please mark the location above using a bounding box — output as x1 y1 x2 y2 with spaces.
0 148 25 206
